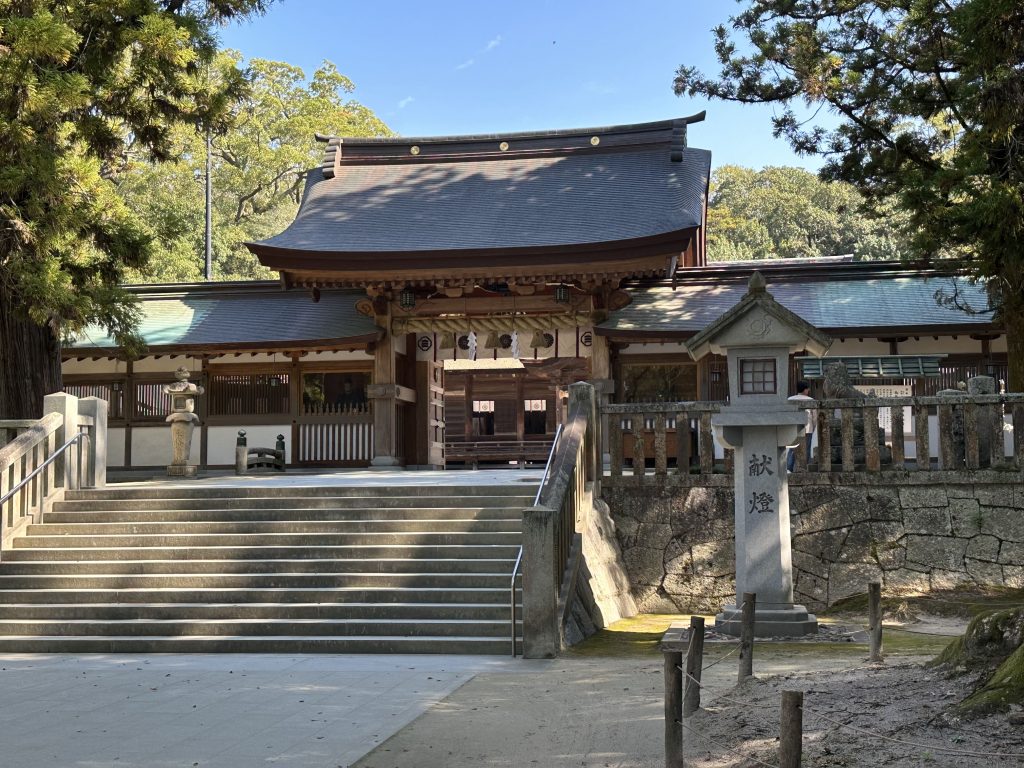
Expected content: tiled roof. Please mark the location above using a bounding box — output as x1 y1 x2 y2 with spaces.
70 285 377 350
603 270 997 336
250 118 711 256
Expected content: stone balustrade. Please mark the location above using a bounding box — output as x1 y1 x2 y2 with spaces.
603 393 1024 485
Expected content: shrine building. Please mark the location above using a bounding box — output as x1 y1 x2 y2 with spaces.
62 116 1007 470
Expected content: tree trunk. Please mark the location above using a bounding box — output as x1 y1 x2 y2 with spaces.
1003 293 1024 394
0 283 63 419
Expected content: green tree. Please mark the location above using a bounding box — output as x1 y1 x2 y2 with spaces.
120 53 391 283
707 165 914 262
0 0 269 418
675 0 1024 390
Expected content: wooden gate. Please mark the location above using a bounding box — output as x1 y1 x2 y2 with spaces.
296 403 373 466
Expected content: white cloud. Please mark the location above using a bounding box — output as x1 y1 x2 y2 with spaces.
397 96 414 109
485 35 502 52
455 59 475 71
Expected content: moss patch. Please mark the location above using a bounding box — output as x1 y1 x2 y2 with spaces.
566 616 952 659
825 586 1024 621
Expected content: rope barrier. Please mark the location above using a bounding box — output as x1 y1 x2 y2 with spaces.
677 718 779 768
808 710 1024 759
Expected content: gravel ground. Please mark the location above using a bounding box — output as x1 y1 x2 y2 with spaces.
352 623 1023 768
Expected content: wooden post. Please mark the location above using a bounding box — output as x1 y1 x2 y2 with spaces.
868 581 883 662
739 592 755 681
664 649 684 768
779 690 803 768
683 616 704 718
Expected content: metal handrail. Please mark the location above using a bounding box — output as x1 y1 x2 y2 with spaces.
0 430 86 508
511 423 563 657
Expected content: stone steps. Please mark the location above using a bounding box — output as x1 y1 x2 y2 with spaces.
0 483 531 653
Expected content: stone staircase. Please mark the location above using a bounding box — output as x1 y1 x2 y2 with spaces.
0 483 533 654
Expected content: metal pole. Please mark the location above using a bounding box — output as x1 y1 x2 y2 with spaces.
205 126 213 281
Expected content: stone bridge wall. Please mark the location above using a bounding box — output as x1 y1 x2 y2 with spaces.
602 471 1024 613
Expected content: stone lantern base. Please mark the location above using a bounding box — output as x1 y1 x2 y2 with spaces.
715 603 818 638
166 464 199 478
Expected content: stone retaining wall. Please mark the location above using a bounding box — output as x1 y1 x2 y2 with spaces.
602 471 1024 613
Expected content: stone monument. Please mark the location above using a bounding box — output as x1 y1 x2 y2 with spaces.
163 366 204 477
686 272 832 636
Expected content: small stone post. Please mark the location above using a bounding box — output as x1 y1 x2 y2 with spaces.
521 503 559 658
235 430 248 475
77 397 108 488
43 392 79 491
968 376 997 467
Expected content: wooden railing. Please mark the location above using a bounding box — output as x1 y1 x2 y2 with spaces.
521 382 599 658
0 393 107 554
602 394 1024 481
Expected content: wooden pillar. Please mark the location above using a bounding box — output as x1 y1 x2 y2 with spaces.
124 359 134 468
368 327 401 466
591 333 613 466
199 356 209 469
289 353 301 467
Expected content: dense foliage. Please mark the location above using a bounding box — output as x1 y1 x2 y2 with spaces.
675 0 1024 389
0 0 269 417
707 165 914 262
118 53 391 283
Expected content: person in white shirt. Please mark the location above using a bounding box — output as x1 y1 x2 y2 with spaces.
787 380 816 471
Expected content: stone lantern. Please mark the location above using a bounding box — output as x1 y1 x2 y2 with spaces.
163 366 204 477
686 272 832 636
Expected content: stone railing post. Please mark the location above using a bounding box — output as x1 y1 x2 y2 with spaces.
77 396 107 488
522 503 559 658
43 392 79 491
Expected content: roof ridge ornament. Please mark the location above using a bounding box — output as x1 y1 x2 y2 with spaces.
748 270 767 294
670 110 706 162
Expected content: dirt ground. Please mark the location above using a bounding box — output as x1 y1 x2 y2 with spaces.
352 614 1024 768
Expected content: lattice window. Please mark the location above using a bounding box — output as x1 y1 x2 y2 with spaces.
740 359 777 394
209 374 290 417
63 381 126 420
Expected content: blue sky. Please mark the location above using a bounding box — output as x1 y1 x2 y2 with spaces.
219 1 826 171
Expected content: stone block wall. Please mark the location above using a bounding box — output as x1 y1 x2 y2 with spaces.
603 471 1024 613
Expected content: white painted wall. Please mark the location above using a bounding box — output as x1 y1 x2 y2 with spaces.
107 427 126 466
130 425 199 467
63 358 126 376
132 356 201 374
619 341 689 357
207 425 290 465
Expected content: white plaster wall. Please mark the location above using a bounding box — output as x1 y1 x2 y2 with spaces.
619 342 690 357
107 427 126 467
207 425 290 465
304 350 372 362
823 339 891 356
63 358 127 376
130 425 199 467
896 336 986 355
132 356 201 374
